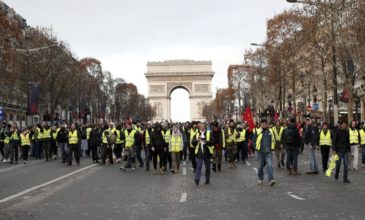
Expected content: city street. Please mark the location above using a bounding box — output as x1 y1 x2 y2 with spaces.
1 151 364 220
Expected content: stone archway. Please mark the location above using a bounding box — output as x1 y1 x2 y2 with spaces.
145 60 214 122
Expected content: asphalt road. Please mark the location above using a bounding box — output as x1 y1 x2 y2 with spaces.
0 150 364 220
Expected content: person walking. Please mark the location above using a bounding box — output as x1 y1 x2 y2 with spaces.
120 121 138 171
89 124 101 164
303 118 319 175
253 119 276 186
273 120 285 168
9 122 21 164
211 121 224 172
20 128 31 164
67 123 81 166
170 125 183 173
144 121 153 171
192 123 214 185
349 120 360 171
225 120 237 169
150 123 167 174
283 118 301 176
162 122 172 172
318 122 333 172
333 121 351 183
42 122 52 162
236 123 248 164
57 124 69 164
360 125 365 168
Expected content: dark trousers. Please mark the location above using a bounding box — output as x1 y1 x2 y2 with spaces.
195 155 211 183
135 144 144 166
68 144 80 165
166 151 172 169
10 142 19 163
362 145 365 164
86 140 91 157
113 144 122 159
181 144 188 161
237 141 243 161
320 145 331 171
0 141 4 158
22 145 30 161
102 144 113 164
335 152 349 180
145 145 152 169
43 141 51 161
36 141 43 159
286 147 299 171
59 143 68 163
237 141 248 161
152 146 166 169
188 147 197 171
91 143 99 161
51 140 58 157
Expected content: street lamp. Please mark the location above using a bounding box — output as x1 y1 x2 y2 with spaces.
250 43 265 47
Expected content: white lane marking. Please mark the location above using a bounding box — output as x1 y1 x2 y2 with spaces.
180 193 187 203
287 192 305 201
0 164 97 205
253 168 258 174
246 161 251 166
183 167 187 175
0 164 24 173
183 161 186 166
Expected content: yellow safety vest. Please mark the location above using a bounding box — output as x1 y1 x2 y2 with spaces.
190 129 198 148
255 129 275 151
10 131 20 141
68 130 79 144
162 130 171 144
319 130 332 146
237 130 246 142
20 133 31 146
145 129 151 145
359 129 365 145
86 127 92 140
115 129 124 144
52 128 59 140
194 131 213 154
170 135 182 152
349 129 359 144
4 132 10 144
273 127 284 142
43 128 51 139
36 127 42 140
226 127 237 143
124 129 136 148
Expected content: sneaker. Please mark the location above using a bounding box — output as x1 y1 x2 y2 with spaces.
269 180 276 186
344 179 351 184
205 180 210 185
119 167 127 171
257 180 263 185
116 158 122 163
195 180 199 186
131 167 136 171
281 161 285 167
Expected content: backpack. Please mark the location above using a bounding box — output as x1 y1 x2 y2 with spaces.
283 128 295 144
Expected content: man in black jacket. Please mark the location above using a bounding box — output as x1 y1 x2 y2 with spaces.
89 124 101 164
150 123 166 174
283 118 301 176
303 118 319 174
333 121 351 183
57 124 69 163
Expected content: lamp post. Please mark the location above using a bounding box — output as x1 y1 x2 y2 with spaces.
286 0 339 126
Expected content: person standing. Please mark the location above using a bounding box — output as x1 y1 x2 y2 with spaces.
360 125 365 168
113 124 124 164
236 123 248 164
349 120 360 171
170 125 183 173
182 122 190 161
318 122 333 172
161 122 172 172
189 122 199 173
0 122 6 161
283 118 301 176
101 124 113 165
67 123 81 166
273 120 285 168
89 124 101 164
57 124 69 164
144 122 153 171
20 128 31 164
9 123 21 164
134 121 144 168
120 121 138 171
150 123 167 174
50 125 59 160
42 122 52 162
192 123 214 185
303 118 319 175
211 122 224 172
333 121 351 183
253 119 276 186
225 120 237 168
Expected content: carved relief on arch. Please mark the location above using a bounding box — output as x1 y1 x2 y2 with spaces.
150 85 165 94
167 82 192 95
194 84 210 93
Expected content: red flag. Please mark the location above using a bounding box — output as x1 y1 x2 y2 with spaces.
243 107 255 132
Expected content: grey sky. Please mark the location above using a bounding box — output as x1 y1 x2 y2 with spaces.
8 0 292 121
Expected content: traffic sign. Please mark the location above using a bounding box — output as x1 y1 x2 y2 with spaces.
313 103 319 111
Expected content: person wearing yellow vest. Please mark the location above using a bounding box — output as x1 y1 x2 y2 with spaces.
250 123 260 156
42 122 52 162
236 123 248 164
9 122 21 164
134 121 144 168
359 126 365 168
162 122 172 172
2 124 11 163
57 124 69 164
169 125 183 173
349 120 360 171
150 123 167 174
68 123 81 166
20 128 31 164
253 118 276 186
225 120 238 169
211 121 225 172
101 123 116 165
318 122 333 172
0 122 6 161
192 123 214 185
86 125 92 157
273 120 285 168
120 121 139 171
113 124 124 164
50 125 59 160
189 122 199 173
144 121 153 171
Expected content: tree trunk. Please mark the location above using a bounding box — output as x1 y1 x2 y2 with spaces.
322 70 328 123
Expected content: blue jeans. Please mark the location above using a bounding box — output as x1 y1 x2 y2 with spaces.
308 146 319 172
257 151 274 181
335 152 349 180
195 156 211 183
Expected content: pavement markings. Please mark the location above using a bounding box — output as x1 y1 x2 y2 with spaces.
0 164 25 173
253 168 258 174
180 193 187 203
0 164 97 205
287 192 305 201
182 161 187 175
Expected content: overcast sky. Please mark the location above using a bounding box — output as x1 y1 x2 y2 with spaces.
8 0 292 121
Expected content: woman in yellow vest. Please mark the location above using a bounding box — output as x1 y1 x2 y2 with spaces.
360 125 365 168
169 125 183 173
9 122 21 164
349 120 360 171
318 122 333 172
20 128 31 164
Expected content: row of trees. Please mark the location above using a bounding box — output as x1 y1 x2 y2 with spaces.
205 0 365 123
0 6 155 123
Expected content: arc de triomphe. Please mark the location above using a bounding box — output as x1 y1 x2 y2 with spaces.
145 60 214 122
